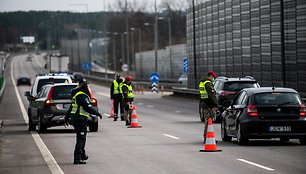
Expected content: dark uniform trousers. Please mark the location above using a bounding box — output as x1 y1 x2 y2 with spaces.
113 94 124 118
73 117 88 161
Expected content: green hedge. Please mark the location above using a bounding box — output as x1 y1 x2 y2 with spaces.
0 76 3 91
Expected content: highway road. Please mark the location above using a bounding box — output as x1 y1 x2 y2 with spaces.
0 54 305 174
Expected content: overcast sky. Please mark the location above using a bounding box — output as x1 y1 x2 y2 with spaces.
0 0 174 12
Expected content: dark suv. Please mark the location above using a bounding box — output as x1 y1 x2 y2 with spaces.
25 83 99 133
213 76 260 121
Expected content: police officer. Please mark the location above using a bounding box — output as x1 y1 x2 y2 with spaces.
110 74 124 121
120 76 134 126
68 79 102 164
199 71 218 143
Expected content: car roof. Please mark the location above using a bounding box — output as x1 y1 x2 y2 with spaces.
242 87 298 95
35 75 71 80
44 83 78 87
216 76 257 82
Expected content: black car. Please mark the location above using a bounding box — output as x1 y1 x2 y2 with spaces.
221 87 306 145
17 74 31 86
213 76 260 121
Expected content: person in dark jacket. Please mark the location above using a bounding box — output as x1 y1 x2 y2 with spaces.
67 79 102 165
199 71 218 142
110 74 124 121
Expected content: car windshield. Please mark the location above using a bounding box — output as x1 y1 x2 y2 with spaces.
52 85 76 100
223 81 258 92
253 92 302 105
37 78 67 93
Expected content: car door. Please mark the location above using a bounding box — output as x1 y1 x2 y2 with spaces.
227 91 248 134
32 86 47 121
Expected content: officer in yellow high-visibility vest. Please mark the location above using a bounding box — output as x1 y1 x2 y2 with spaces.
110 74 124 121
69 79 102 165
121 76 134 126
199 71 218 143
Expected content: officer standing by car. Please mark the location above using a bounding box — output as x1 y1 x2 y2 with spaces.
199 71 218 143
110 74 124 121
68 79 102 165
120 76 134 126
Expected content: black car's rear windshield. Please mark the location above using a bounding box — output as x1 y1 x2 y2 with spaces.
224 81 259 92
253 92 302 105
52 85 77 100
37 79 67 93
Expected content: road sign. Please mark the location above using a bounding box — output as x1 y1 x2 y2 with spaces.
149 72 160 83
183 57 188 74
82 63 91 70
151 82 158 93
122 64 128 72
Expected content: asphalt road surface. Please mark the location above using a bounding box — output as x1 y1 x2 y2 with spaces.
0 54 305 174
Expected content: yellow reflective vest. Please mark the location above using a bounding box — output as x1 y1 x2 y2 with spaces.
113 80 122 94
121 84 134 99
199 80 212 99
70 91 90 118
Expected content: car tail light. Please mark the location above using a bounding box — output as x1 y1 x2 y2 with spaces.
44 87 55 107
219 90 236 96
300 104 306 117
247 105 258 117
91 98 97 106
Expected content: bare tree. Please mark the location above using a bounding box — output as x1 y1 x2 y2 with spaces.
108 0 148 12
160 0 189 12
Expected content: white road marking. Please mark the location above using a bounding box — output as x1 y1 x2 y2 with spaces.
34 55 43 68
11 58 64 174
164 134 180 140
237 159 275 171
175 111 181 113
137 103 143 105
97 92 110 97
104 113 111 117
147 105 154 108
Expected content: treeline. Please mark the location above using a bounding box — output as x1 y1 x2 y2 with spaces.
0 9 186 52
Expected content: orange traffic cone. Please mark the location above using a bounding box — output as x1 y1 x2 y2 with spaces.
128 106 142 128
200 118 222 152
108 100 115 118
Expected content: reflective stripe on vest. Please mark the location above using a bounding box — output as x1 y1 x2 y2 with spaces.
121 84 134 98
70 91 90 118
113 80 122 94
199 80 212 99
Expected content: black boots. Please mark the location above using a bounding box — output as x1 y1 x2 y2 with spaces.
74 160 86 165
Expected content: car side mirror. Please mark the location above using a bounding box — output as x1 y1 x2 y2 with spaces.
24 91 31 97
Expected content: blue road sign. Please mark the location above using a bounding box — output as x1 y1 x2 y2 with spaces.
183 57 188 74
82 63 91 70
149 72 160 83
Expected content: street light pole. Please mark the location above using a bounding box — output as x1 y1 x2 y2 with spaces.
130 27 142 77
154 0 158 73
158 17 172 78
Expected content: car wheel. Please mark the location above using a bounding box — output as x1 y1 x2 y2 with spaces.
237 123 248 145
28 110 36 131
221 119 232 142
38 115 47 133
299 137 306 145
280 138 290 142
199 108 205 122
89 121 98 132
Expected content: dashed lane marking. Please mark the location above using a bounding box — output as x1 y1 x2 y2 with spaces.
164 134 180 140
147 105 154 108
175 111 181 113
237 159 275 171
11 58 64 174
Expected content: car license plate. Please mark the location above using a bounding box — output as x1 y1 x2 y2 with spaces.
269 126 291 132
63 104 70 109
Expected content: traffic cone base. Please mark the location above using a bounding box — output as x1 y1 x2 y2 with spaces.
200 118 222 152
128 106 142 128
